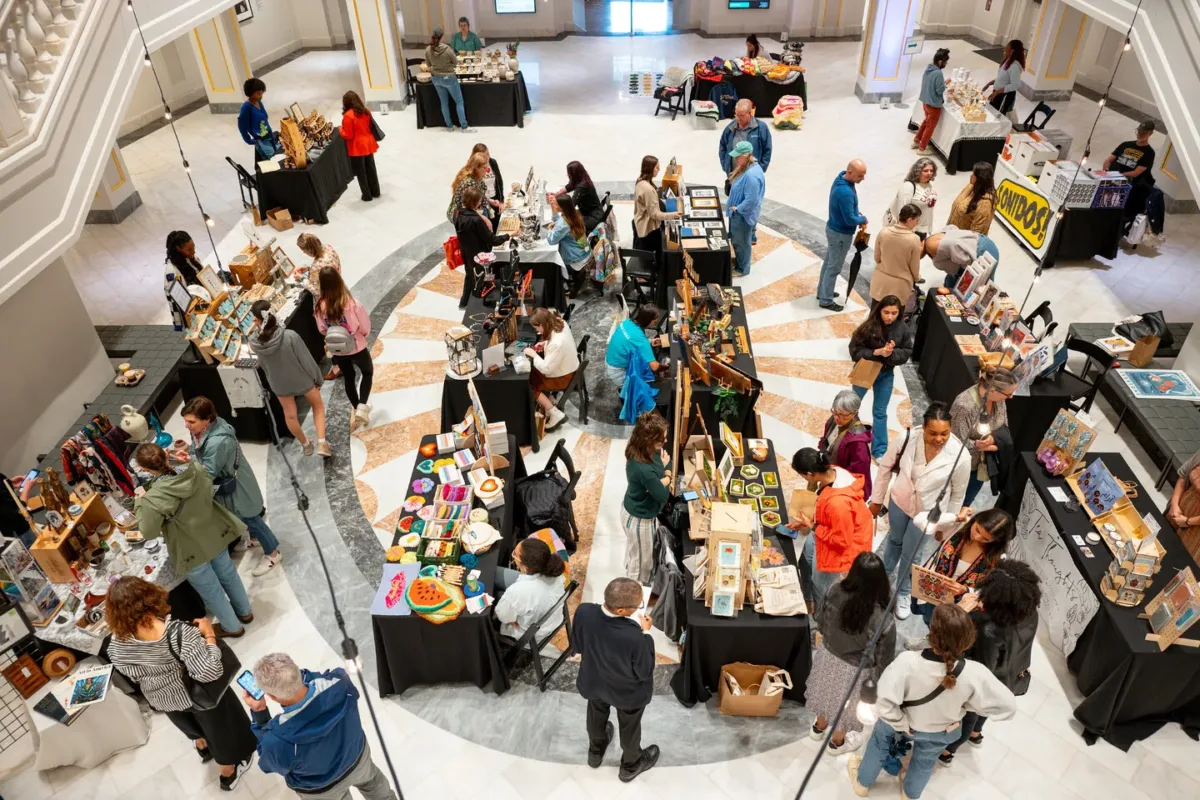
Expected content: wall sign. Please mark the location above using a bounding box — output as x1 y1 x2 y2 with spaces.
995 177 1052 251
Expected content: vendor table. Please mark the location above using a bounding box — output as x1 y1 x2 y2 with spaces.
913 298 1090 453
907 103 1010 175
494 241 567 313
255 131 354 225
670 442 810 705
440 281 546 452
372 434 526 696
23 657 149 770
689 72 808 116
992 157 1123 267
657 185 733 309
1009 451 1200 749
414 73 530 129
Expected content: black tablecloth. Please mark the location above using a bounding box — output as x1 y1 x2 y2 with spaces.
670 442 810 705
1041 207 1124 268
256 131 353 225
495 251 565 312
657 185 733 309
372 434 526 696
415 73 531 129
913 299 1090 453
440 284 546 452
690 73 808 115
1011 451 1200 748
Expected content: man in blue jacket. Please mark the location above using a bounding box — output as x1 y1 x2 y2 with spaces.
719 99 772 243
817 160 869 312
727 141 766 277
243 653 397 800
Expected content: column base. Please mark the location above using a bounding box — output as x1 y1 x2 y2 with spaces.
367 99 408 112
1018 83 1073 102
86 191 142 225
1163 196 1199 214
209 102 243 114
854 83 903 104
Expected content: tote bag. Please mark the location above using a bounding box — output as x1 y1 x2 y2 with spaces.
166 621 241 711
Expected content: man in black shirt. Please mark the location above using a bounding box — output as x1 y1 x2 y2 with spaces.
1104 120 1156 185
573 577 659 782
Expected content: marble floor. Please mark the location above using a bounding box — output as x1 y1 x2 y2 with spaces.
8 33 1200 800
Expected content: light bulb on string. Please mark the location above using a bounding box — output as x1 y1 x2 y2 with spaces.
127 0 133 8
164 107 172 121
977 412 991 437
856 677 879 725
143 52 151 67
1124 38 1131 51
203 213 214 228
183 160 191 174
1056 210 1065 221
1098 97 1107 108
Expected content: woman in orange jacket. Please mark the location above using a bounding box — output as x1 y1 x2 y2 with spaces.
790 448 875 612
340 90 380 202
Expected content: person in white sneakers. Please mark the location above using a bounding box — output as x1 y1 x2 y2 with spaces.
183 396 283 577
314 268 374 430
807 552 897 756
868 402 969 619
523 307 579 433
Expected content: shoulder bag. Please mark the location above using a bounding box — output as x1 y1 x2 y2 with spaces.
890 427 912 476
166 621 241 711
900 659 965 709
368 113 386 142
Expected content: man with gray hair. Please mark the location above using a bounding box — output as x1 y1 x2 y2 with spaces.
718 99 773 242
241 653 397 800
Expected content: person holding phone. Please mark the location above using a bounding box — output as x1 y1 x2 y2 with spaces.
848 296 914 460
244 652 397 800
106 577 257 791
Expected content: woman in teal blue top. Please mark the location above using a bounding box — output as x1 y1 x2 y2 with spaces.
237 78 276 162
452 17 483 52
547 194 593 295
606 304 666 386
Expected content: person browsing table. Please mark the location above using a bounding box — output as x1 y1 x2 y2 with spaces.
924 226 999 288
817 160 868 312
726 141 765 278
950 365 1018 506
718 100 772 191
454 186 509 308
848 297 914 459
548 193 594 296
237 78 276 161
870 207 924 308
471 143 505 224
426 27 476 133
340 91 380 203
885 158 938 238
913 48 950 154
314 269 374 428
565 161 604 233
819 390 874 496
946 162 996 234
1167 447 1200 563
622 412 672 584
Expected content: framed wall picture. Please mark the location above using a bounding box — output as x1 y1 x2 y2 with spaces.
234 1 254 23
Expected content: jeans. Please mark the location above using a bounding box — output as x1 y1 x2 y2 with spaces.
880 500 927 598
240 513 280 555
943 712 987 755
431 75 468 129
186 549 251 632
302 743 397 800
818 226 855 305
333 349 374 408
350 154 380 200
915 103 942 150
858 719 961 799
964 471 986 507
852 366 895 458
802 535 842 613
730 213 753 275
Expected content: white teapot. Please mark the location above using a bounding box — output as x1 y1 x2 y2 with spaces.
120 404 149 442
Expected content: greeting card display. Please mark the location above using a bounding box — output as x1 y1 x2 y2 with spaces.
1069 459 1126 517
1036 408 1096 475
1142 568 1200 649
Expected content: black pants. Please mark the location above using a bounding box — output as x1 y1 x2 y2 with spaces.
989 92 1016 114
586 699 645 767
943 712 987 754
166 691 258 767
333 349 374 407
351 154 381 200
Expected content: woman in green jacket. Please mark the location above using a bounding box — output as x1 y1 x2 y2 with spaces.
133 444 253 638
183 396 283 578
623 411 672 584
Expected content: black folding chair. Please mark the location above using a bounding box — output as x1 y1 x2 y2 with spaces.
1063 337 1118 412
655 86 686 121
1022 300 1057 342
404 58 425 103
225 156 257 211
597 191 612 227
619 247 657 305
540 438 581 545
501 580 578 691
1013 102 1056 133
556 334 591 425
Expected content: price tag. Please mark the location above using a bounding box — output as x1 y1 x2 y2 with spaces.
1048 486 1070 503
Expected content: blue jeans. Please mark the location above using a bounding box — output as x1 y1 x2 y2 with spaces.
802 535 843 613
431 75 468 129
186 549 252 632
240 513 280 554
852 366 895 458
858 719 961 798
730 214 753 275
964 471 986 507
818 226 855 305
880 500 927 598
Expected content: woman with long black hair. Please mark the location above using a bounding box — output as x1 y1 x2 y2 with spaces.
984 40 1025 114
565 160 603 233
947 162 997 234
806 552 897 756
548 192 593 296
847 296 913 459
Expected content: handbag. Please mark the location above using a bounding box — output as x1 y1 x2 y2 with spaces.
165 621 241 711
443 236 464 269
368 113 385 142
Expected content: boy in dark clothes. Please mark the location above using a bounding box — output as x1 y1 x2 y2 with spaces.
573 577 659 782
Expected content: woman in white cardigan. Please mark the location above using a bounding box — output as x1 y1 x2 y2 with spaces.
849 604 1016 799
884 157 938 238
869 401 970 619
523 307 579 433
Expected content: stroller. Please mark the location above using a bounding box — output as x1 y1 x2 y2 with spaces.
513 438 581 552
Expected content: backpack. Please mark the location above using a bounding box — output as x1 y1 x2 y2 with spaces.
514 469 578 550
324 324 356 355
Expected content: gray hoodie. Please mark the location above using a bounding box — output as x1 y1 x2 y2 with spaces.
425 42 456 76
919 63 947 108
251 327 323 398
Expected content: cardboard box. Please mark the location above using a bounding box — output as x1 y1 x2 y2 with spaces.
250 206 265 226
266 207 294 232
718 662 784 717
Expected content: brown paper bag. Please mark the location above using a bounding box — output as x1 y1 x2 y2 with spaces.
718 662 785 717
849 358 882 389
1128 336 1159 367
789 489 817 525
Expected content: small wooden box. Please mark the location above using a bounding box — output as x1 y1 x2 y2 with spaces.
31 495 114 583
2 654 47 699
662 162 683 196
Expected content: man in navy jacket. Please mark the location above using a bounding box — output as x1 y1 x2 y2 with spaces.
242 653 396 800
817 160 869 312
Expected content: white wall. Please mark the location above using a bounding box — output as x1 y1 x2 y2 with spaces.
237 0 303 69
920 0 1015 43
698 1 790 35
1075 17 1160 117
121 34 208 136
0 257 113 476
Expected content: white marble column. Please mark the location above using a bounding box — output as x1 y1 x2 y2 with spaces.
86 144 142 224
341 0 407 110
1020 0 1090 101
187 8 253 114
854 0 920 104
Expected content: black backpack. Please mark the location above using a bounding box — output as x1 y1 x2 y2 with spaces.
514 469 578 551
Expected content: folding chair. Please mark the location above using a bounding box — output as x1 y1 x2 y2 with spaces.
655 86 686 121
619 247 657 305
501 580 578 691
540 438 581 545
404 58 425 103
1022 300 1057 342
225 157 258 211
1013 102 1055 133
556 335 590 424
1063 337 1118 413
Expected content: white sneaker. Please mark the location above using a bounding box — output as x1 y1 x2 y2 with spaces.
848 753 869 797
808 722 826 741
910 140 920 149
895 594 912 620
545 406 566 430
905 636 930 652
232 534 251 553
251 551 282 577
827 730 864 756
355 404 371 426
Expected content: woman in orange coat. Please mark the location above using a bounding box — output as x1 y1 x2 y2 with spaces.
340 90 380 202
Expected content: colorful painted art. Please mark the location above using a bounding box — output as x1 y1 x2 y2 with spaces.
1117 369 1200 401
1076 459 1125 517
760 511 782 527
371 564 419 616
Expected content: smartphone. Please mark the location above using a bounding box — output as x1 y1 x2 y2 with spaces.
236 669 265 700
682 490 699 502
775 523 798 539
22 469 39 485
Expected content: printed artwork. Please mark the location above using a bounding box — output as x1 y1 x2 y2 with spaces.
717 542 742 568
1144 567 1200 650
371 564 419 616
911 565 963 605
1076 459 1124 517
711 590 736 617
1117 369 1200 401
760 495 779 510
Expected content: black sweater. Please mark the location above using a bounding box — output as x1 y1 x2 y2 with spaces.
567 182 604 232
455 209 508 290
573 603 655 708
849 317 913 368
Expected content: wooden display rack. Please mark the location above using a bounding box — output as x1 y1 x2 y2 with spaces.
31 494 115 584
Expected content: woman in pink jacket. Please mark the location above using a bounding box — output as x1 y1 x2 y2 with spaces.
314 268 374 427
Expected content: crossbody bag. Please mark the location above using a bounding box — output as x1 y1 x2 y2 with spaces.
165 620 241 711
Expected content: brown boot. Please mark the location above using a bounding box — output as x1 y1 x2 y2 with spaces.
213 623 245 638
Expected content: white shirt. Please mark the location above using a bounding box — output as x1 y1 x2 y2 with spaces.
527 324 580 379
888 180 938 235
876 650 1016 733
495 573 565 639
870 427 970 533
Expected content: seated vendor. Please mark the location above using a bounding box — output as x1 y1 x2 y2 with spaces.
924 225 999 289
523 308 579 434
451 16 483 53
1103 120 1156 221
605 303 668 387
494 538 566 640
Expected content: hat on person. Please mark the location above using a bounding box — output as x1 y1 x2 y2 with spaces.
731 141 755 158
432 26 445 37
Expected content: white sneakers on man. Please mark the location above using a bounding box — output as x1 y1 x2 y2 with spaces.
252 551 283 577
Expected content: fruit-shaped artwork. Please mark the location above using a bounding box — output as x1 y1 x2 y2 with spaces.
384 571 407 608
406 575 453 613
